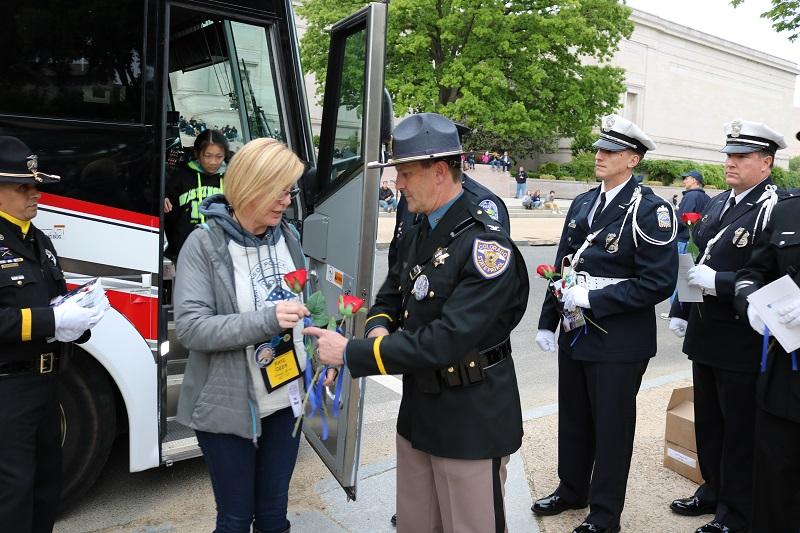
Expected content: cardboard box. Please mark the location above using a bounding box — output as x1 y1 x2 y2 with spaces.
663 386 704 484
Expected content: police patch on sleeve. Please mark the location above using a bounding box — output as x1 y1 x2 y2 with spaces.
478 199 500 221
656 205 672 231
472 239 511 279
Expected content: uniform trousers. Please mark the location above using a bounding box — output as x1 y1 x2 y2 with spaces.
691 361 756 529
752 407 800 531
556 351 648 528
0 373 61 533
395 433 509 533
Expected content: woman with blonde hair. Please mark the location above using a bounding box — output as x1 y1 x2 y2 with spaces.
174 138 334 533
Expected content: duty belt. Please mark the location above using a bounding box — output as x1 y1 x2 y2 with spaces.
439 339 512 389
0 353 58 377
575 272 632 290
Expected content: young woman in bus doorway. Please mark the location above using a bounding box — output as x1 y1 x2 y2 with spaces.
173 138 335 533
164 129 230 261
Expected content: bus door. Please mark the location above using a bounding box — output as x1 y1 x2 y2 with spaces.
302 3 387 499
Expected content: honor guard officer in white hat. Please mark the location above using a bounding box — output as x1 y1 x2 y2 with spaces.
0 136 107 533
668 119 787 533
304 113 529 533
533 114 678 533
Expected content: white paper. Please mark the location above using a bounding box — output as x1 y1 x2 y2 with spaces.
747 275 800 353
288 379 303 418
677 254 704 303
667 447 697 468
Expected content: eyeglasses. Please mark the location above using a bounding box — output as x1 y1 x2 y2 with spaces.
281 186 301 200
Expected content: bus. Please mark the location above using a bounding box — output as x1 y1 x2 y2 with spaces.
0 0 387 506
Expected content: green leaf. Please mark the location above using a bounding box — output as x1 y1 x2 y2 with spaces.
306 290 329 327
327 316 338 331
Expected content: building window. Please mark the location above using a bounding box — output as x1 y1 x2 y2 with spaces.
624 91 639 124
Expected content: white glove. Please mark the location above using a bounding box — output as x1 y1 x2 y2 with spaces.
669 317 688 338
535 329 556 352
747 305 766 335
687 265 717 293
55 327 88 343
54 299 105 336
562 286 590 311
777 299 800 328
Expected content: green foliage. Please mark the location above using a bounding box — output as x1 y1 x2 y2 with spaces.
790 155 800 172
771 166 800 188
298 0 634 158
538 162 561 175
306 291 329 327
537 173 558 180
559 152 596 181
731 0 800 41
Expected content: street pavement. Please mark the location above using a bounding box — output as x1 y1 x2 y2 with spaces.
55 169 707 532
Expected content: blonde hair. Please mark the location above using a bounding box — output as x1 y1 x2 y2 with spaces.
224 138 304 212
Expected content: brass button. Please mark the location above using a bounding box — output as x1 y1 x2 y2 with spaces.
16 280 22 285
428 291 434 297
476 209 483 215
579 258 585 263
404 310 408 319
469 361 476 368
398 285 402 291
780 240 786 246
447 367 455 373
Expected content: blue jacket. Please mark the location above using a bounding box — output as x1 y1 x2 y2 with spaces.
676 188 711 242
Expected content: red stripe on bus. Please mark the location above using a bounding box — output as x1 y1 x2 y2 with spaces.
40 193 159 228
67 283 158 341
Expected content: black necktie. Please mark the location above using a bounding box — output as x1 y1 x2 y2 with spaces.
721 196 736 222
592 192 606 225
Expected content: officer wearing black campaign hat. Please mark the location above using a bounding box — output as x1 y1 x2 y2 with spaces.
0 136 107 532
533 114 677 533
667 119 787 533
309 113 528 532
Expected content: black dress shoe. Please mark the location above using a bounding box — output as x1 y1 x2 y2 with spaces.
390 513 396 527
572 521 621 533
696 520 740 533
531 492 588 516
670 495 717 516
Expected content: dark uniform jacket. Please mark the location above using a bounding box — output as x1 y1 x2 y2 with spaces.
735 195 800 423
388 174 509 268
539 178 678 362
347 193 528 460
0 216 67 362
676 188 712 242
671 178 779 373
165 160 224 260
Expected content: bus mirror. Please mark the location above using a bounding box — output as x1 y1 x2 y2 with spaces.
380 88 393 146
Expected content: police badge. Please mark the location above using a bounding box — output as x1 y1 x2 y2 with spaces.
413 274 430 300
656 205 672 230
44 249 57 266
605 233 619 253
432 247 450 267
732 227 750 248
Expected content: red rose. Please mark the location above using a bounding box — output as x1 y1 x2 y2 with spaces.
536 264 557 279
681 212 702 226
338 295 364 316
283 269 308 294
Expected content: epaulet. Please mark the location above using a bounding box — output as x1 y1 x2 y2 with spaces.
575 187 598 201
469 206 504 234
777 188 800 201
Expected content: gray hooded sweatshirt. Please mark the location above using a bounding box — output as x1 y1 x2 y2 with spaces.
174 194 305 441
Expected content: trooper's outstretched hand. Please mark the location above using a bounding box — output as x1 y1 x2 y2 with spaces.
535 329 557 352
53 299 105 342
303 326 347 366
777 298 800 328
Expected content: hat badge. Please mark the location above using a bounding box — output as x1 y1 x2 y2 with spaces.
602 116 615 132
730 120 742 138
26 154 38 173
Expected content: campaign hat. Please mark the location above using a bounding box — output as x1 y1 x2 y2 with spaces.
720 119 787 154
0 136 60 184
367 113 463 169
592 114 656 156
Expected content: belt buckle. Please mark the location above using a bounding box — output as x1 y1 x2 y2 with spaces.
39 353 54 374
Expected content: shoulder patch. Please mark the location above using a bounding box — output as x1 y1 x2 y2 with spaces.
472 239 511 279
656 205 672 230
478 199 500 221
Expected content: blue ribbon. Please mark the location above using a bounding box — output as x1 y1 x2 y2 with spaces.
760 325 770 374
333 365 345 418
792 351 798 372
570 324 588 347
317 368 328 441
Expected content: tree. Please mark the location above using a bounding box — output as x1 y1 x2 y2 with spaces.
730 1 800 41
297 0 634 157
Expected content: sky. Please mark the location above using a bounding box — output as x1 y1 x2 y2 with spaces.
625 0 800 104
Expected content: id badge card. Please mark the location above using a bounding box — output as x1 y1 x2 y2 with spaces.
255 329 301 393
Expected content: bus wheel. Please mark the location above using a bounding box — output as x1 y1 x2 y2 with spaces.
58 350 117 509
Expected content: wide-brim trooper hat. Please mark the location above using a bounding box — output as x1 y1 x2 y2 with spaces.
592 114 656 155
720 119 787 154
0 136 60 185
367 113 463 169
